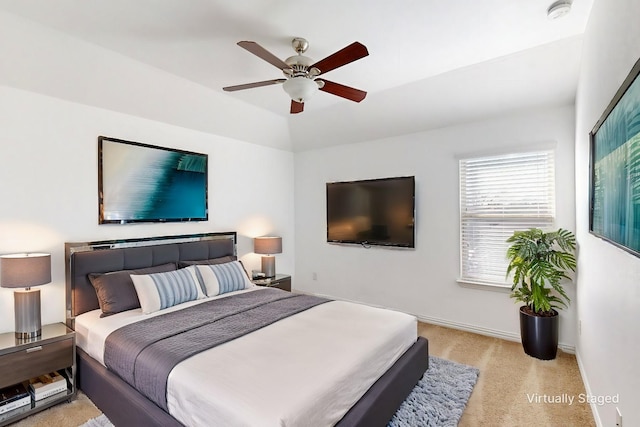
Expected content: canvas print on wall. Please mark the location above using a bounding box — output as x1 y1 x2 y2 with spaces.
590 58 640 256
99 136 208 224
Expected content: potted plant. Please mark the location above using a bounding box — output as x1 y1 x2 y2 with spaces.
506 228 576 360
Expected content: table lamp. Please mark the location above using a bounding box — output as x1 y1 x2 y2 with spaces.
254 237 282 278
0 253 51 339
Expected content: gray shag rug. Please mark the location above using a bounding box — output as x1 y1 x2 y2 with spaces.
79 414 112 427
388 356 479 427
81 356 478 427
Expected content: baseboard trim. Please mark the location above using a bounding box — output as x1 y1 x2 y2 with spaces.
575 349 602 427
414 314 575 354
416 313 522 342
295 288 576 354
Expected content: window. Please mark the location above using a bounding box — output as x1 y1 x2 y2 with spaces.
459 150 555 286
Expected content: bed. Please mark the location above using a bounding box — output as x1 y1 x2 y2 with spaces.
65 232 429 427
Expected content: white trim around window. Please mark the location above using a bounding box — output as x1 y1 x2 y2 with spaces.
458 150 556 287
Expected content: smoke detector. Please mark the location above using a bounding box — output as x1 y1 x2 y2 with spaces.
547 1 572 20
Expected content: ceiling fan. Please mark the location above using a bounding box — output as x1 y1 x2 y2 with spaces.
223 37 369 114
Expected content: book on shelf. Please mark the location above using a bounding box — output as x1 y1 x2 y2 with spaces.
0 395 30 415
32 389 67 408
0 383 30 415
0 398 31 420
0 382 29 404
28 371 67 401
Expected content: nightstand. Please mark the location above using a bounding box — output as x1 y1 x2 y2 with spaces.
253 274 292 292
0 323 76 426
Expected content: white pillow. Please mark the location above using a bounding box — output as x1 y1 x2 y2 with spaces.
131 266 205 314
195 261 253 297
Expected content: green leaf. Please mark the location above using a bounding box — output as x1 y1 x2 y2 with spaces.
505 227 575 313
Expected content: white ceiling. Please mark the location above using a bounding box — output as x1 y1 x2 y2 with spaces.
0 0 594 150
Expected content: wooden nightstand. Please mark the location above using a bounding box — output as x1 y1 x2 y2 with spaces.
0 323 76 426
253 274 292 292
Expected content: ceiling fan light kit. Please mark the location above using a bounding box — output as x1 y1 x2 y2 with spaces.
282 77 319 103
223 37 369 114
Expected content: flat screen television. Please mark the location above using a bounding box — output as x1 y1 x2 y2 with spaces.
326 176 415 248
98 136 208 224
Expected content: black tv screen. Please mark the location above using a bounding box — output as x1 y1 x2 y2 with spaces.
326 176 415 248
98 136 208 224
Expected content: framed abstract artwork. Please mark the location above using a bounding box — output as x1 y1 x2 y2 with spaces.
98 136 208 224
589 57 640 257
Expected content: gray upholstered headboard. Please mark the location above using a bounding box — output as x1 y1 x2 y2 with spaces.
65 232 237 328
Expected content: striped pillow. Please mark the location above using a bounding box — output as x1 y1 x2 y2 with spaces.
196 261 253 297
131 266 205 314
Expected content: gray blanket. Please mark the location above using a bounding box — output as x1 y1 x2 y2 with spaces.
103 288 329 410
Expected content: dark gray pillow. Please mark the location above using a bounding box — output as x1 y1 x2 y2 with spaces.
88 262 177 317
177 255 237 268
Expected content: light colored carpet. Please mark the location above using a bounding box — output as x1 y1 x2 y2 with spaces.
10 390 101 427
421 323 595 427
12 322 595 426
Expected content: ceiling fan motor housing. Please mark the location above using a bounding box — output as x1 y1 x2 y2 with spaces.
284 55 314 76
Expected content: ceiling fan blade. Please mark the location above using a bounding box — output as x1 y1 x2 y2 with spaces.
310 42 369 75
290 100 304 114
223 79 286 92
237 41 291 70
318 79 367 102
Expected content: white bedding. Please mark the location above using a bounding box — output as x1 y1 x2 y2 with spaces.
75 288 417 427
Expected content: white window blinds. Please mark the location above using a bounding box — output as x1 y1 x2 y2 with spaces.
459 150 555 286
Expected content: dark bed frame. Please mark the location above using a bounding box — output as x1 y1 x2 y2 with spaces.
65 232 429 427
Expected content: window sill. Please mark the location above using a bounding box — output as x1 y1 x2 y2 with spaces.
456 279 512 293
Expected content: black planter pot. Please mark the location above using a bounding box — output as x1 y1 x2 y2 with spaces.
519 306 559 360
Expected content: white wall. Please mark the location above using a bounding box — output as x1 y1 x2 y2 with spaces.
294 105 577 347
575 0 640 425
0 85 294 333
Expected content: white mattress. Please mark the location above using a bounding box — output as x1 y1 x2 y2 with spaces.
75 288 417 427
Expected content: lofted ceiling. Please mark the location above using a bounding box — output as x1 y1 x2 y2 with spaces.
0 0 593 151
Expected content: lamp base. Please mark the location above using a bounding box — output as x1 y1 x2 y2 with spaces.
261 256 276 278
14 289 42 340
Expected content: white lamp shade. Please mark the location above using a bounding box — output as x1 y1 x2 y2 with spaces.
282 77 318 103
0 253 51 288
